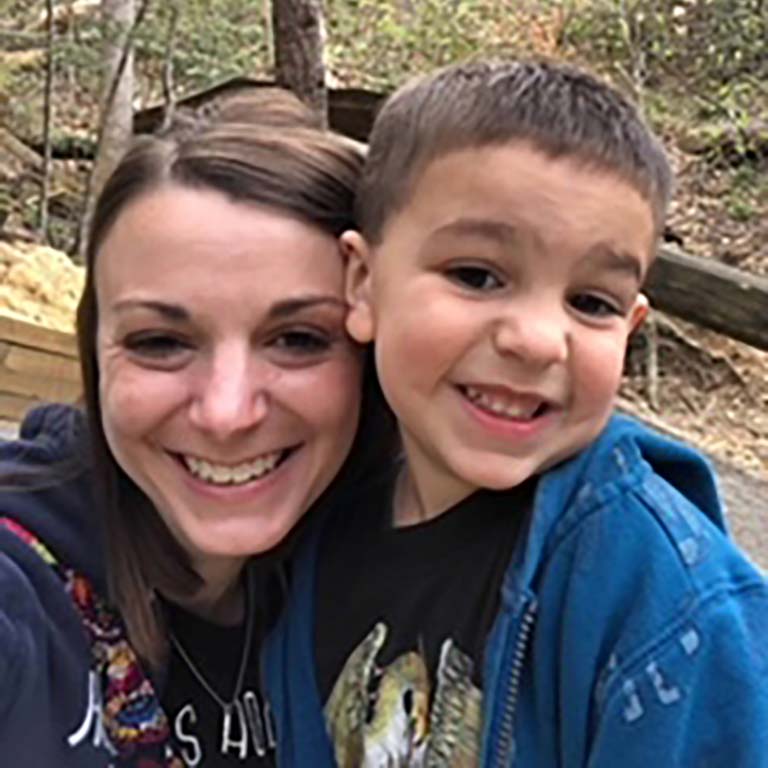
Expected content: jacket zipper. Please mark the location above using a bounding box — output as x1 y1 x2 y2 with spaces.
492 597 538 766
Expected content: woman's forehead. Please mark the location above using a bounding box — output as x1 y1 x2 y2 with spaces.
95 185 346 309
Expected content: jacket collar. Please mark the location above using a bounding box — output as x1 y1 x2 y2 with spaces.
498 414 725 609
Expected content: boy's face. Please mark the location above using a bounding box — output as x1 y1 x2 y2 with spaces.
343 143 655 513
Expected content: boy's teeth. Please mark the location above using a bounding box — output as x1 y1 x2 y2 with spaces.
464 385 541 420
182 452 282 486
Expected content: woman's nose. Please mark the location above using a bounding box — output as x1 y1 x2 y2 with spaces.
188 347 270 440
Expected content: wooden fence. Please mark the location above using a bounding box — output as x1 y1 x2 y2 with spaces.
0 316 80 422
647 247 768 351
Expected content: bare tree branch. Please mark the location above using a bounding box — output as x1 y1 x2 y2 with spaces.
0 31 47 51
39 0 56 240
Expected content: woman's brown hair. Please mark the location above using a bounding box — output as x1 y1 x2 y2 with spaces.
77 90 394 667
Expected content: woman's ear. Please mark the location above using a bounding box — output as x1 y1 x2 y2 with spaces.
340 230 375 344
629 293 650 335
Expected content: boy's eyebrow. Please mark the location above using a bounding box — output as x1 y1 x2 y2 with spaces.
429 217 518 244
111 295 346 321
583 245 644 282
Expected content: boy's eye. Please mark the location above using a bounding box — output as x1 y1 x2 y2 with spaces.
124 332 193 360
271 329 331 355
569 293 621 318
446 265 503 291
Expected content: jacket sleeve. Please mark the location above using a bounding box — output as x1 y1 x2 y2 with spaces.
0 550 109 767
0 552 64 766
587 544 768 767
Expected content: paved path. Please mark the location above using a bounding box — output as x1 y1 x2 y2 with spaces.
714 459 768 571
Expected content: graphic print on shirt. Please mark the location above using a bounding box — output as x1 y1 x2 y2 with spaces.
171 689 276 766
325 622 482 768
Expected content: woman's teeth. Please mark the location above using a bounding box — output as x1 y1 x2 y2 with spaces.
182 451 284 486
463 385 543 420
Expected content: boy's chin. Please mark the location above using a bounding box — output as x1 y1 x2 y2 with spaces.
451 444 584 492
453 455 548 493
453 423 611 491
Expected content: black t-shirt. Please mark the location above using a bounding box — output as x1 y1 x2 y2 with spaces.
161 601 277 767
315 469 534 766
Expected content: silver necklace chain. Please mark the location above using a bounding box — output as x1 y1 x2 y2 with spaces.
168 579 255 712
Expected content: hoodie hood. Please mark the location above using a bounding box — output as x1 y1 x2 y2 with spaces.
503 413 726 599
0 403 104 591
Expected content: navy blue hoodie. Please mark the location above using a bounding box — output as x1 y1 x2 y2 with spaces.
0 405 110 765
0 405 180 767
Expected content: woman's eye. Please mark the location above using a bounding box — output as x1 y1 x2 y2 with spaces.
124 333 192 359
446 266 503 291
570 293 621 318
272 330 331 355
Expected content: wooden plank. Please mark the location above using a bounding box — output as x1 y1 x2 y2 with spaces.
0 315 77 358
1 344 81 383
646 247 768 351
0 392 37 423
0 367 81 403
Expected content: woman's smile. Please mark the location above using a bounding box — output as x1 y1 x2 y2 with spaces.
178 448 291 486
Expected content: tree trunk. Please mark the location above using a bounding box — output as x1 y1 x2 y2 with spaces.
272 0 327 125
77 0 136 259
160 1 180 131
93 0 135 195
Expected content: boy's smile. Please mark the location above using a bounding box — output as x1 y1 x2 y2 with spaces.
344 142 656 523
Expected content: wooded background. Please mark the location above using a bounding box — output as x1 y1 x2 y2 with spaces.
0 0 766 564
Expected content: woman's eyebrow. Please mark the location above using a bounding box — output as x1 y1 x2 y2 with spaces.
267 295 348 319
112 299 189 321
112 295 347 322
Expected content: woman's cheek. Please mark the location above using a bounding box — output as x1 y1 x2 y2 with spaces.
99 362 185 439
309 354 363 427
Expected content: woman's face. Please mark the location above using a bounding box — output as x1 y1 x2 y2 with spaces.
95 183 362 574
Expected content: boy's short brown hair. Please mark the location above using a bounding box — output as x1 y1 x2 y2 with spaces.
358 59 672 242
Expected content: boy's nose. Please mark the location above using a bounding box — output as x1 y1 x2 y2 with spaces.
189 349 270 440
492 307 569 368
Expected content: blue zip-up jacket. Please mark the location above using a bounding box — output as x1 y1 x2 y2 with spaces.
264 415 768 767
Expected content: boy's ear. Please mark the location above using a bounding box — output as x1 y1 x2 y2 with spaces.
629 293 649 335
340 230 375 343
